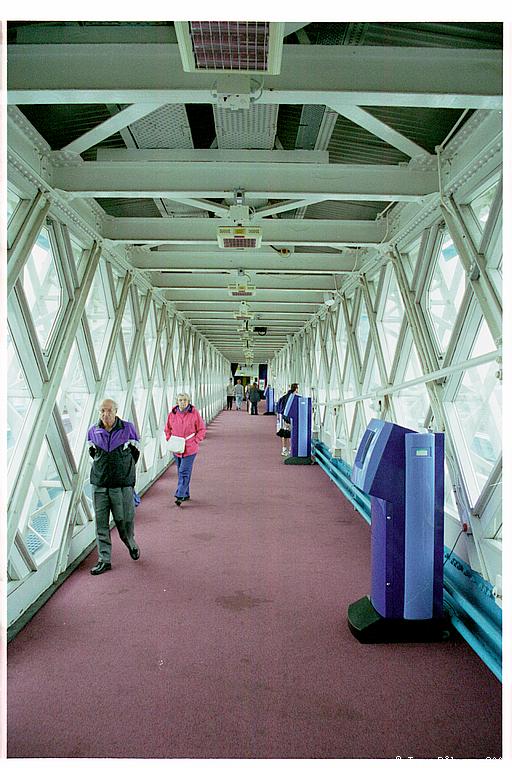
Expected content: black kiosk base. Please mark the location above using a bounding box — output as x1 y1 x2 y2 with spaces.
284 456 314 465
348 596 451 644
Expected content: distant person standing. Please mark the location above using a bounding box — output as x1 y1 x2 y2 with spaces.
245 381 251 411
226 378 235 410
248 382 261 415
233 379 244 410
164 393 206 506
276 383 299 456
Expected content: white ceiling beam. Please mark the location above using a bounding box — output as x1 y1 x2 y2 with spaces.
150 273 338 289
202 334 290 338
183 310 314 318
12 24 177 45
96 149 329 163
169 296 322 305
251 198 328 219
283 23 310 37
326 103 431 159
61 103 163 154
127 246 360 272
168 198 230 217
53 162 437 201
8 44 502 109
103 218 385 246
190 320 305 325
164 288 326 300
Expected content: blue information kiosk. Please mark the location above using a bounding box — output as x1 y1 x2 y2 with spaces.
283 393 314 465
348 419 447 642
263 385 275 415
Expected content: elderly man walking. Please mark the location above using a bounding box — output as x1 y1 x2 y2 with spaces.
87 398 141 575
233 379 244 410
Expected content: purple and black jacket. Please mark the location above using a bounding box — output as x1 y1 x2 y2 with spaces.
87 417 140 488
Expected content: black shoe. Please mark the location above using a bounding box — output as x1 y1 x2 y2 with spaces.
90 561 111 576
174 497 183 506
129 545 140 560
182 496 190 502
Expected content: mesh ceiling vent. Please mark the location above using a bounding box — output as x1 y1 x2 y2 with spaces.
175 21 284 74
217 226 262 249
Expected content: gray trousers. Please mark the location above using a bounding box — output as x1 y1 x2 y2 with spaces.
93 486 136 563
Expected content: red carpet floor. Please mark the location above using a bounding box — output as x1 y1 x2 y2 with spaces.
7 407 501 758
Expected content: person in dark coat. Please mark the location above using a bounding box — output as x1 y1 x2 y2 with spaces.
248 382 261 415
87 398 141 575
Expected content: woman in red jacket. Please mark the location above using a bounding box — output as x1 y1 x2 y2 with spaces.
164 393 206 506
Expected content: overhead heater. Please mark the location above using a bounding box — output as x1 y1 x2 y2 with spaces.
233 301 254 320
217 206 262 250
228 269 256 297
175 21 284 75
228 282 255 297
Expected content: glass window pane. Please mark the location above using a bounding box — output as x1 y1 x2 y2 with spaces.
8 188 21 225
352 414 366 455
470 181 499 230
145 303 158 372
344 362 357 430
470 317 495 359
103 351 128 415
21 226 63 351
115 274 125 306
69 234 84 271
159 315 169 367
56 340 92 463
378 269 404 370
444 466 459 520
85 264 113 373
453 322 501 503
152 378 164 421
137 289 146 318
7 329 34 468
132 362 147 426
21 439 65 561
121 297 135 363
393 348 429 431
335 310 347 374
142 421 156 470
314 328 321 374
356 301 370 361
402 237 421 285
362 350 382 424
172 326 181 370
427 231 466 353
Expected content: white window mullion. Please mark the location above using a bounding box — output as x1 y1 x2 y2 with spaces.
7 240 102 557
441 197 501 345
7 190 51 295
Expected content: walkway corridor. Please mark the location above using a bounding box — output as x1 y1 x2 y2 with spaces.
8 408 501 759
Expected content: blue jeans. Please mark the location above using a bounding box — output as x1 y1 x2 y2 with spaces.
174 453 197 498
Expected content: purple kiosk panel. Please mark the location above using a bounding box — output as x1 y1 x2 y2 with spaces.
283 393 312 458
403 432 445 619
264 386 275 414
351 419 415 619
